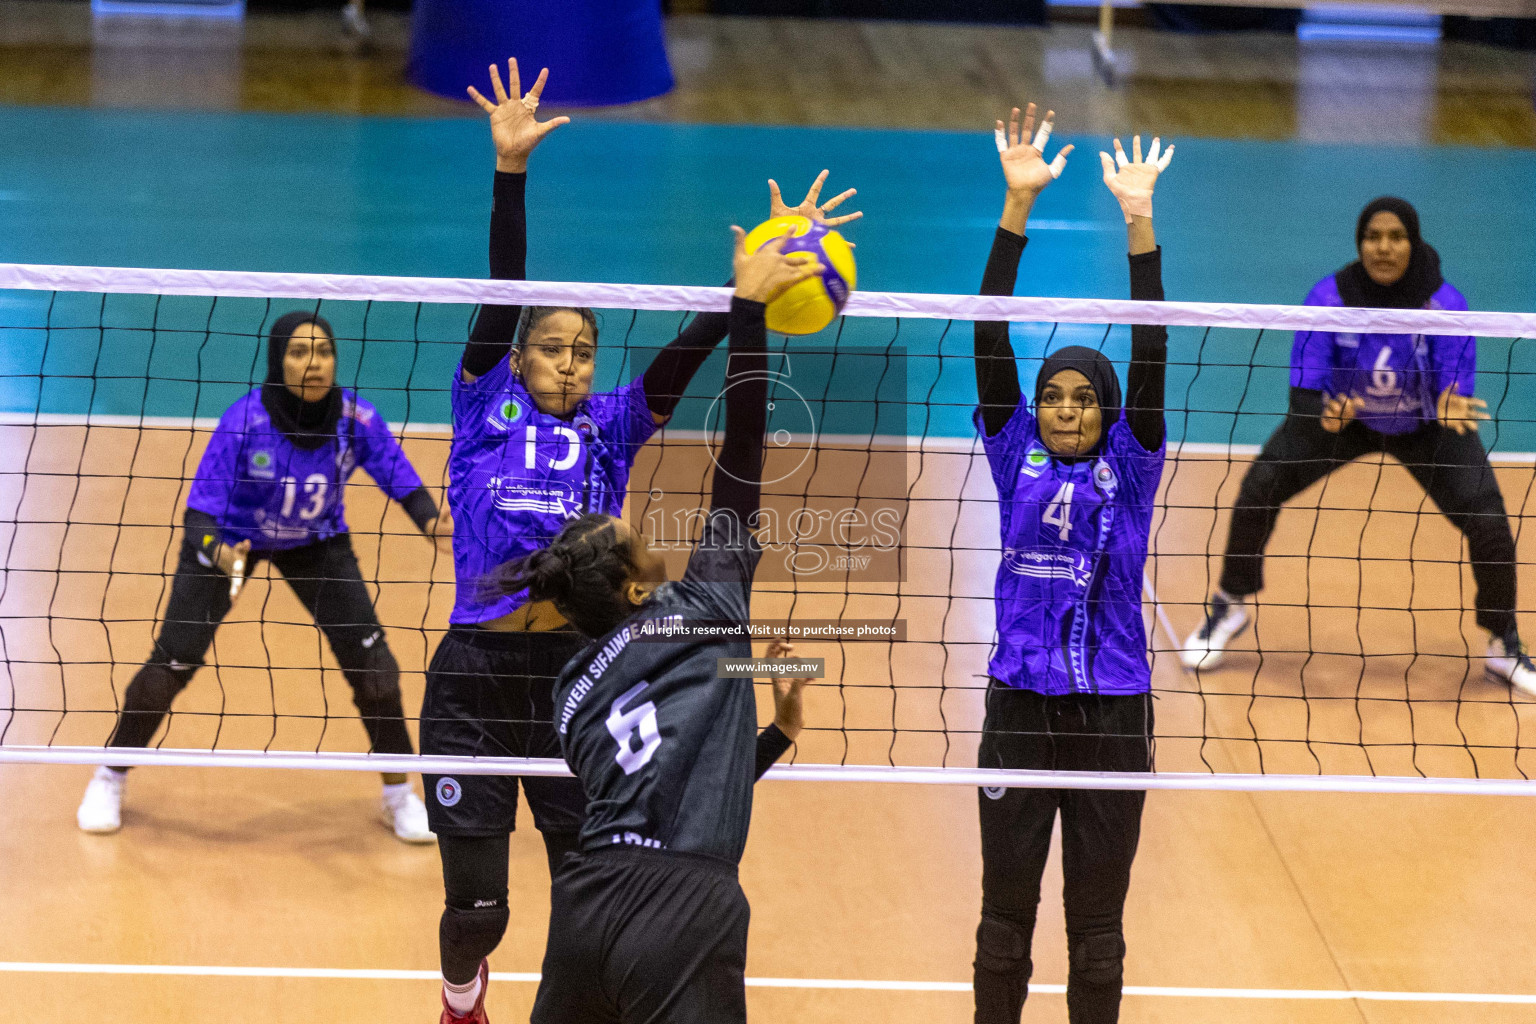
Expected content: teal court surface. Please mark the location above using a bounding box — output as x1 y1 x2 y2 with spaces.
1 106 1533 447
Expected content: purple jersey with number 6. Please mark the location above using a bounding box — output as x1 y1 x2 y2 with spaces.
977 406 1165 696
185 389 425 550
1291 275 1475 436
447 357 658 626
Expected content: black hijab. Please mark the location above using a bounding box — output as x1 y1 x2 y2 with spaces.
260 311 341 450
1334 197 1444 310
1034 345 1122 458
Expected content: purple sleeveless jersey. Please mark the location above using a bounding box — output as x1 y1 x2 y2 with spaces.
1292 275 1475 436
977 405 1165 696
185 389 425 550
448 357 658 625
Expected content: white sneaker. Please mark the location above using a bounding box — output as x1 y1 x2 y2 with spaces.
380 785 435 844
1486 633 1536 697
1179 593 1250 671
77 767 126 834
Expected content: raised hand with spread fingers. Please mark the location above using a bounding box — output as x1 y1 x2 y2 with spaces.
998 103 1073 194
994 103 1073 235
467 58 570 174
768 170 863 228
1099 134 1174 224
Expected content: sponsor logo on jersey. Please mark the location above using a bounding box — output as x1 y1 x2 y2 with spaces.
343 397 373 424
1093 459 1116 493
249 450 276 479
486 397 526 432
259 521 310 542
1002 548 1091 587
488 479 579 517
1021 447 1049 477
435 777 462 807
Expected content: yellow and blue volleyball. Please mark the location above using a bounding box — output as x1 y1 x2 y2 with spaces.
742 215 857 336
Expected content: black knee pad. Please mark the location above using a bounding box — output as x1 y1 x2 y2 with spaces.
147 645 201 687
1069 931 1126 987
131 661 193 705
346 640 402 708
440 900 510 968
975 914 1031 977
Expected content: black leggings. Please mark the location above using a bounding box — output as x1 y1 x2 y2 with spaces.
1219 415 1518 637
975 686 1152 1024
105 531 413 760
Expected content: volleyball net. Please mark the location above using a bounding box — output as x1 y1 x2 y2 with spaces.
2 263 1535 795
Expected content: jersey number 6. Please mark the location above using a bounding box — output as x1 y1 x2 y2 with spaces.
607 681 662 775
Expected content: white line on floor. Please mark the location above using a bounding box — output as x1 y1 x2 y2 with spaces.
0 962 1531 1003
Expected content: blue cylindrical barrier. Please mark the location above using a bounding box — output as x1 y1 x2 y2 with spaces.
408 0 674 108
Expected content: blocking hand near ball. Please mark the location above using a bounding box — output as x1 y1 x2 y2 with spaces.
741 170 861 335
731 226 823 305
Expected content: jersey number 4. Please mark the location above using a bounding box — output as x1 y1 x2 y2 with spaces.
607 681 662 775
1042 481 1075 542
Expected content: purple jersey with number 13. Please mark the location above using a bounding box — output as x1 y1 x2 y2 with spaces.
447 357 658 625
185 389 425 549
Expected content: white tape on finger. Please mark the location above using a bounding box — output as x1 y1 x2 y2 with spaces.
994 128 1008 153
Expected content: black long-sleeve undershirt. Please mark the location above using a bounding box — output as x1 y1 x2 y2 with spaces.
460 172 732 414
463 171 529 380
1125 247 1168 451
641 307 731 419
974 228 1027 438
754 722 792 780
710 297 768 523
973 227 1168 451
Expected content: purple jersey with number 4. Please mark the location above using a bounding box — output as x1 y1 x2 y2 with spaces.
185 389 425 550
1291 275 1475 436
448 357 658 626
977 406 1165 696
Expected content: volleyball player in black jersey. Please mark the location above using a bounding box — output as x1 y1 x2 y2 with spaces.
477 229 816 1024
427 60 856 1024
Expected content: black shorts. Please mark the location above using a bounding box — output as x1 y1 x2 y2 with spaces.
530 847 750 1024
420 626 589 837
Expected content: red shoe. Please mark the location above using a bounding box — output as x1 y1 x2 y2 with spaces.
440 959 489 1024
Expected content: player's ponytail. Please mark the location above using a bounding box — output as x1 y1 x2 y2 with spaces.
482 513 636 637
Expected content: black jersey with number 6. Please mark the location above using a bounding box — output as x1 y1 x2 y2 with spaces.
553 508 763 865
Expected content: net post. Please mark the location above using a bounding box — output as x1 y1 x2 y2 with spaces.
1092 1 1119 87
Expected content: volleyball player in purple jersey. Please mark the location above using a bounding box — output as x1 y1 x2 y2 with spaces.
76 312 450 841
1182 197 1535 694
970 106 1172 1024
420 61 857 1024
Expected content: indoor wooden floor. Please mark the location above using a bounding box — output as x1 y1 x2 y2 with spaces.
0 1 1533 144
2 3 1535 1017
1 424 1534 1021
